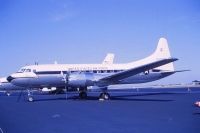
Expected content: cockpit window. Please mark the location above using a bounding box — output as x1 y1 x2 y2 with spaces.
25 69 31 72
17 68 32 73
18 69 25 73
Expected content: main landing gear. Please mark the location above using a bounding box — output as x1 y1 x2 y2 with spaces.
78 87 111 101
79 91 87 99
99 92 110 101
78 91 110 100
78 87 88 99
5 91 11 96
98 87 110 101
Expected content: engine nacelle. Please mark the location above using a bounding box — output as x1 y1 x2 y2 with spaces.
68 72 95 87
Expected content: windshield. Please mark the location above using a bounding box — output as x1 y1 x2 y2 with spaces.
17 68 31 73
18 68 25 73
25 69 31 72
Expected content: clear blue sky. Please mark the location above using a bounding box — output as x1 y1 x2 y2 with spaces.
0 0 200 84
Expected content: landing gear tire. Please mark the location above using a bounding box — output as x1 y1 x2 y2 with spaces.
79 91 87 99
28 96 34 102
6 92 11 96
99 93 110 101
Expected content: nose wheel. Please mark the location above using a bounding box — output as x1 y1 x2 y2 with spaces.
28 96 34 102
99 93 110 101
27 89 34 102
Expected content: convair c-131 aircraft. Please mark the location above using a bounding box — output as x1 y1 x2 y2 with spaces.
1 54 114 95
7 38 184 101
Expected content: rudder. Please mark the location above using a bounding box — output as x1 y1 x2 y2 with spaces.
153 38 174 71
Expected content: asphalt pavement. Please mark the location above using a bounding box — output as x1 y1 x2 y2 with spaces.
0 87 200 133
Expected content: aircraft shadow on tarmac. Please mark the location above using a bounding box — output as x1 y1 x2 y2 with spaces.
28 92 175 102
193 112 200 115
32 97 174 102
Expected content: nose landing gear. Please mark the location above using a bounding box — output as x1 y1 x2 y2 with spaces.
28 96 34 102
27 89 34 102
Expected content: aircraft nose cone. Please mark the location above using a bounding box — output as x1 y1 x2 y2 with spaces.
7 76 15 82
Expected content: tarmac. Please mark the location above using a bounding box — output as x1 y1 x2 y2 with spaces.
0 87 200 133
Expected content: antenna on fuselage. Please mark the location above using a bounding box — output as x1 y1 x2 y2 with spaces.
35 61 39 65
61 71 68 100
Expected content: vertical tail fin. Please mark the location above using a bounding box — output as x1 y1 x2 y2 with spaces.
152 38 174 71
102 53 115 65
154 38 171 59
128 38 175 72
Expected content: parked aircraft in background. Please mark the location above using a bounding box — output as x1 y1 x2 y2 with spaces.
0 77 59 96
0 77 23 96
7 38 184 101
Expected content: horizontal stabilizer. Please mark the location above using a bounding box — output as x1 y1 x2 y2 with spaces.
173 70 190 73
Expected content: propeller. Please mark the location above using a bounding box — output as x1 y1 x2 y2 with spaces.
17 89 24 102
61 71 69 100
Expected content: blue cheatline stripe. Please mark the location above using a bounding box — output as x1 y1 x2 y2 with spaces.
34 70 124 75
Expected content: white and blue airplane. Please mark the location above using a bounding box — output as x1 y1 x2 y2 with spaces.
7 38 183 101
0 54 115 96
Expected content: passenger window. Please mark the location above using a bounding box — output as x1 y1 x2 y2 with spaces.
93 70 97 73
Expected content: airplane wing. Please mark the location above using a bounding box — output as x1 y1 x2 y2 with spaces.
98 58 178 84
